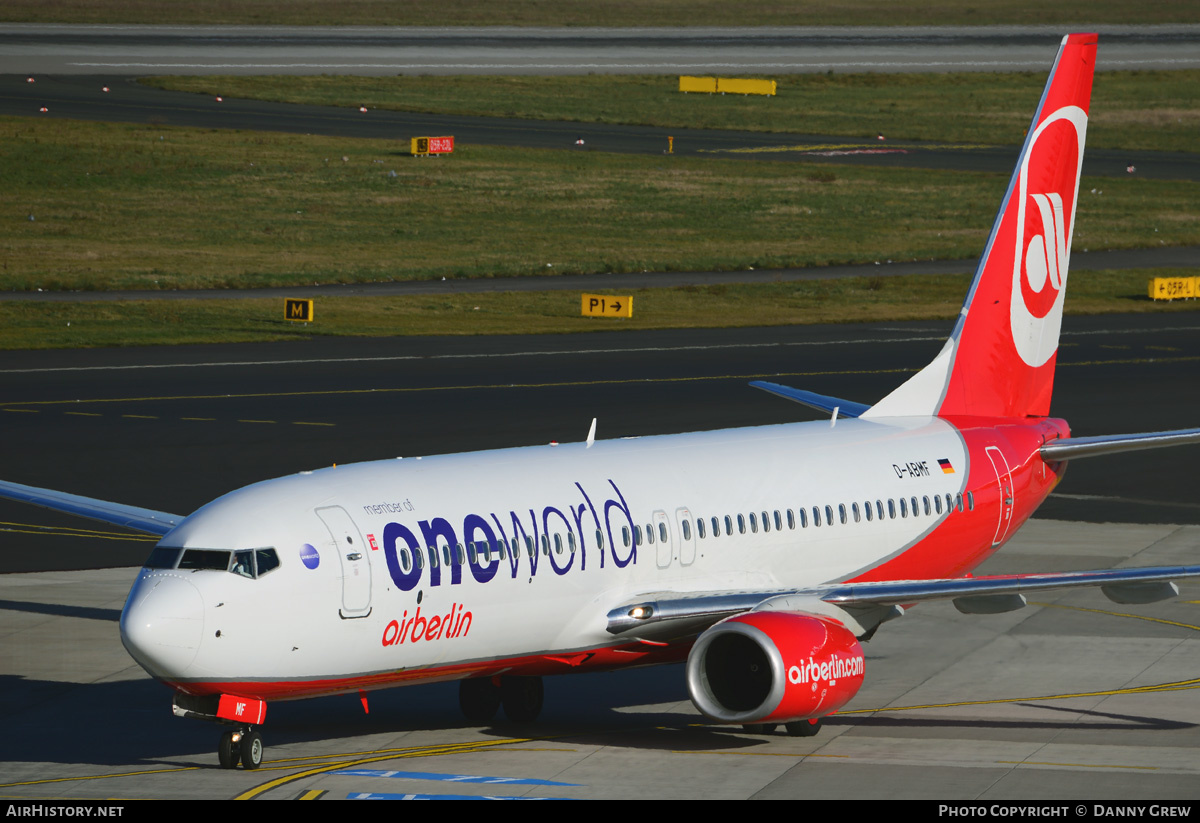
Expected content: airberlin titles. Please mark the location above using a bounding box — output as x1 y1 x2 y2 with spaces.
376 479 638 593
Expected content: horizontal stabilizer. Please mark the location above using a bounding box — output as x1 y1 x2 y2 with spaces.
1040 427 1200 461
749 381 869 418
0 479 182 536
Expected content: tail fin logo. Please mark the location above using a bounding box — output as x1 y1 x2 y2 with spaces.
1010 105 1088 368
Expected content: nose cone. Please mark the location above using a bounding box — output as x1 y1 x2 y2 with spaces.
120 573 205 679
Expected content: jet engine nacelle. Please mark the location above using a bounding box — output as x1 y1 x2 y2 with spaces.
686 611 865 724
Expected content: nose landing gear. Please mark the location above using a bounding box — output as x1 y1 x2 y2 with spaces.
218 727 263 769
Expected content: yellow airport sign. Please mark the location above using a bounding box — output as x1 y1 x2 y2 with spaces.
582 294 633 318
285 298 314 322
1149 277 1196 301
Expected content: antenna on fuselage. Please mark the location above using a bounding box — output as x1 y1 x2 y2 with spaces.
586 417 597 448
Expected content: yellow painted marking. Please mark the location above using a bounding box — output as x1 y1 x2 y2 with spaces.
236 737 534 801
843 603 1200 715
675 750 848 759
238 419 277 424
0 520 154 541
293 421 336 427
0 766 199 788
297 789 326 800
181 417 215 421
1034 601 1200 633
3 408 38 413
65 412 102 417
121 414 157 419
997 760 1157 770
2 356 1196 411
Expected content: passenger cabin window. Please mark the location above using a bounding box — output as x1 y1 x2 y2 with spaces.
825 505 835 526
659 522 668 543
967 491 975 511
863 502 873 522
645 524 655 545
786 509 794 530
899 498 908 518
799 508 808 528
813 507 822 527
839 504 847 525
737 514 746 535
934 495 943 515
749 513 758 533
622 527 631 548
682 520 692 541
725 515 733 535
852 502 861 523
695 519 704 539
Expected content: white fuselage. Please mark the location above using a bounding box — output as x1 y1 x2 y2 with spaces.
120 416 978 697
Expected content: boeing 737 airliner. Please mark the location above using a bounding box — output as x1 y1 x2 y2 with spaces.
4 34 1200 770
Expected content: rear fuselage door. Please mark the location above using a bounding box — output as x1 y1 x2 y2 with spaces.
985 446 1015 546
316 505 373 618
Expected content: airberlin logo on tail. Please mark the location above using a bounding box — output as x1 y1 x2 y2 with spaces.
1009 105 1088 368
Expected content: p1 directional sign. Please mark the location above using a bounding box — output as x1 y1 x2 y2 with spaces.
581 293 633 318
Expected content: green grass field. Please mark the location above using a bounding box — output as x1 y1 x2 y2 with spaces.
3 268 1196 351
146 70 1200 155
4 117 1197 295
3 0 1196 27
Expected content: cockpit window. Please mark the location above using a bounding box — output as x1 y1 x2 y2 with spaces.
158 547 280 578
255 548 280 577
143 546 182 569
178 549 233 571
232 550 255 579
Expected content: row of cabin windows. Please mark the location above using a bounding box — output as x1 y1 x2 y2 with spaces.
396 530 608 574
617 490 975 548
395 490 978 571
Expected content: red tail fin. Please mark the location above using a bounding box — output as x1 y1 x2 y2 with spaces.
865 33 1096 420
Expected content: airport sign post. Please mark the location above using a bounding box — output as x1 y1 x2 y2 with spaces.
581 294 633 318
284 298 314 322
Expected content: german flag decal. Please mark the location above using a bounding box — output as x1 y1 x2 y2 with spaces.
938 458 955 474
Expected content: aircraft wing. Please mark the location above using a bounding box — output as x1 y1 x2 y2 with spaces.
606 564 1200 638
748 381 870 418
0 479 183 537
1041 427 1200 461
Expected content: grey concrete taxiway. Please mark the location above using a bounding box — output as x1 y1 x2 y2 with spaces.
5 24 1200 76
1 316 1199 799
1 520 1198 800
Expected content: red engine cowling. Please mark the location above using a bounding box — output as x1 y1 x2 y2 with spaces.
686 611 865 725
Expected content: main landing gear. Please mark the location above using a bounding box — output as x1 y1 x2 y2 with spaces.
742 718 823 737
459 675 544 724
217 727 264 770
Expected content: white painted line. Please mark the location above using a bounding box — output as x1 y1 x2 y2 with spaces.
1 326 1196 375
